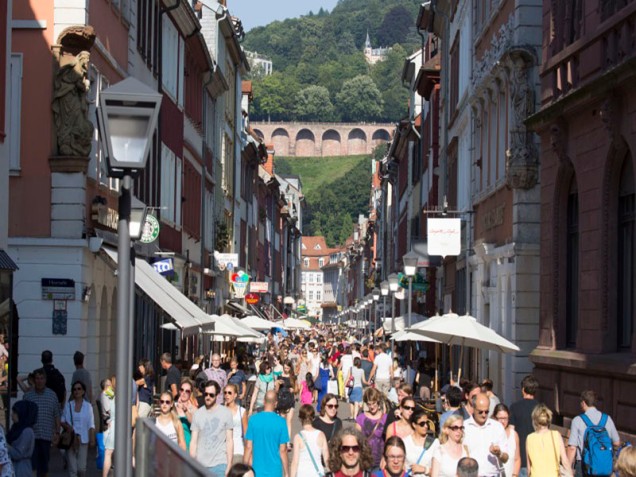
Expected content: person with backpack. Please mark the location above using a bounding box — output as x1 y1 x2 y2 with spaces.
39 350 66 408
567 390 620 477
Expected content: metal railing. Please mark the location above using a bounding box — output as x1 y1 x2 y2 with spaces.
135 418 209 477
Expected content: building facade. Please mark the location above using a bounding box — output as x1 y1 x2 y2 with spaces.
527 0 636 438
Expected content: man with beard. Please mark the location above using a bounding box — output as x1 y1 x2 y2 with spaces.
326 427 373 477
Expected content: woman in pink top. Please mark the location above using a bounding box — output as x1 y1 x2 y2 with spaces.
300 372 315 405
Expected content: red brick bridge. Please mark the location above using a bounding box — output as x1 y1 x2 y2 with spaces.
251 122 393 157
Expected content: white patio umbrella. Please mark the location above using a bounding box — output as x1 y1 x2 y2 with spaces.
383 313 428 333
408 311 520 382
202 314 262 338
240 315 286 331
392 329 441 343
282 317 311 330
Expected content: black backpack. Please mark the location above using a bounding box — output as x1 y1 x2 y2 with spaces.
44 365 66 404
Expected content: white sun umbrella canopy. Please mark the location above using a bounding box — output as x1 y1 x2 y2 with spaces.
392 329 441 343
408 312 520 353
203 314 262 338
383 313 428 333
282 317 311 330
240 315 286 331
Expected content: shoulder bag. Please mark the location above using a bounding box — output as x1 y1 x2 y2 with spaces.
58 402 76 450
550 430 573 477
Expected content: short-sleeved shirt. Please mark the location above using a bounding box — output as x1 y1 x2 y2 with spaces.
509 398 538 466
190 404 233 467
24 388 61 440
463 417 509 477
138 376 154 405
245 411 289 477
361 359 373 385
165 365 181 395
204 367 227 404
373 353 392 381
568 407 620 460
227 369 247 391
312 416 342 442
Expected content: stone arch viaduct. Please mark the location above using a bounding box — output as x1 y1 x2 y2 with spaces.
251 122 394 157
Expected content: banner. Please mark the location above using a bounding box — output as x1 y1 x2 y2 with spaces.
427 218 461 257
214 252 239 271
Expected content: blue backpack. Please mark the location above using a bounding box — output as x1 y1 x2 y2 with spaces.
580 413 614 476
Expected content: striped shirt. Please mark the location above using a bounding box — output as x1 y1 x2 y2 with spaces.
25 388 60 440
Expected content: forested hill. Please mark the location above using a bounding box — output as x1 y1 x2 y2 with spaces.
243 0 423 123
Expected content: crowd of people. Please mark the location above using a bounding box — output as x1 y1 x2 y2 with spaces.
0 326 633 477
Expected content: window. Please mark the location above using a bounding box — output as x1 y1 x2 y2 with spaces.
309 291 314 301
204 188 214 250
161 15 184 106
318 258 324 267
618 154 634 350
317 274 322 284
449 36 460 114
566 178 579 348
160 143 182 226
9 54 22 173
316 291 322 301
137 0 160 75
304 258 309 267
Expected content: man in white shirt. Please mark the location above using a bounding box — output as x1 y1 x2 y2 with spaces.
370 343 393 396
462 394 508 477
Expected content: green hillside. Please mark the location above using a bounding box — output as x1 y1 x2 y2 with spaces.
243 0 422 123
276 155 373 247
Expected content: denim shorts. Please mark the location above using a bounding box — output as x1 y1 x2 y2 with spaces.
208 463 227 477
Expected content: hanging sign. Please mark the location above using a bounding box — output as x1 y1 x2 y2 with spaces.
230 270 250 298
245 293 259 305
215 252 239 271
250 282 269 293
427 218 461 257
140 214 160 244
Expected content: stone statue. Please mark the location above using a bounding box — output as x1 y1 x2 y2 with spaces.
52 50 93 157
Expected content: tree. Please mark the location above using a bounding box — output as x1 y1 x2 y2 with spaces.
293 86 335 121
335 75 384 122
376 6 414 46
251 73 300 121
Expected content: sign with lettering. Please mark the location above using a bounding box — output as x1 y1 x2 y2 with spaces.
245 293 259 305
42 278 76 300
214 252 239 271
427 218 461 257
152 258 174 275
250 282 269 293
140 214 160 244
91 203 118 231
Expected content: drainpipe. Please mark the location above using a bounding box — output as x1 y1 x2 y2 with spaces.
200 68 214 311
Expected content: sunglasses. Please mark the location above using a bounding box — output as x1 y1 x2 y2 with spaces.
415 420 428 427
204 392 216 398
160 400 172 405
402 405 416 411
449 425 465 431
326 404 339 409
224 391 234 395
180 388 192 393
476 410 489 415
340 445 360 453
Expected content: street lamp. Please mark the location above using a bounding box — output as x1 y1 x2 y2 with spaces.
388 273 400 356
97 77 161 477
403 251 419 330
380 280 389 342
372 288 380 341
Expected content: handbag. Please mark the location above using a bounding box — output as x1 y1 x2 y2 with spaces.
550 430 573 477
58 402 76 450
346 375 354 388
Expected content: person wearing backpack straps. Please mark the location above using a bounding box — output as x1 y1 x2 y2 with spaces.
567 390 621 477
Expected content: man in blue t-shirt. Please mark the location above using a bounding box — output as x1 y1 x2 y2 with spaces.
244 389 290 477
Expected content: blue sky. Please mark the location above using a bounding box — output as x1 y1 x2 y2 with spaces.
228 0 340 32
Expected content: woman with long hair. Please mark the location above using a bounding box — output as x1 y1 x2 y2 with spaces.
277 360 297 441
136 358 155 419
224 383 248 463
345 357 367 420
403 408 438 477
328 427 374 475
386 396 416 440
372 436 409 477
430 414 469 477
7 400 36 477
296 348 311 401
492 403 521 477
174 377 198 451
526 403 569 477
300 372 316 405
290 405 330 477
155 392 186 450
355 387 388 472
316 355 332 413
249 361 275 414
313 393 343 444
61 380 96 477
227 357 247 406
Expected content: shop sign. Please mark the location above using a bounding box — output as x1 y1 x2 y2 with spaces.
140 214 160 244
230 270 250 298
245 293 259 305
427 218 461 257
152 258 174 275
91 203 118 231
250 282 269 293
215 252 239 271
42 278 76 300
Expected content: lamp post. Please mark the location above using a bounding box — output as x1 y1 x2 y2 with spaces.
403 251 419 330
97 77 161 477
372 288 380 343
380 281 389 342
388 273 400 357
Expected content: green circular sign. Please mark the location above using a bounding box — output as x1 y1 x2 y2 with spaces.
140 214 160 244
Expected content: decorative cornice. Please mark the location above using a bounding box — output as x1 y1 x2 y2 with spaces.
49 156 90 174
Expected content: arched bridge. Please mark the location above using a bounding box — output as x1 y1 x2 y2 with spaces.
251 122 394 157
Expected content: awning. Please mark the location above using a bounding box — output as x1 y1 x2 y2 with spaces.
102 248 210 336
0 250 18 271
226 301 250 316
201 314 262 338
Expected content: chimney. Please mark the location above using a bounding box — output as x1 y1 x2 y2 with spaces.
264 144 275 175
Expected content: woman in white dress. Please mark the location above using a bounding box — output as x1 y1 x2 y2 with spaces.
155 392 186 450
430 415 469 477
290 404 330 477
403 408 439 476
492 403 520 477
224 383 248 463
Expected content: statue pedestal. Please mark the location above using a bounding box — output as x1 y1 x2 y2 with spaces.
49 155 89 239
